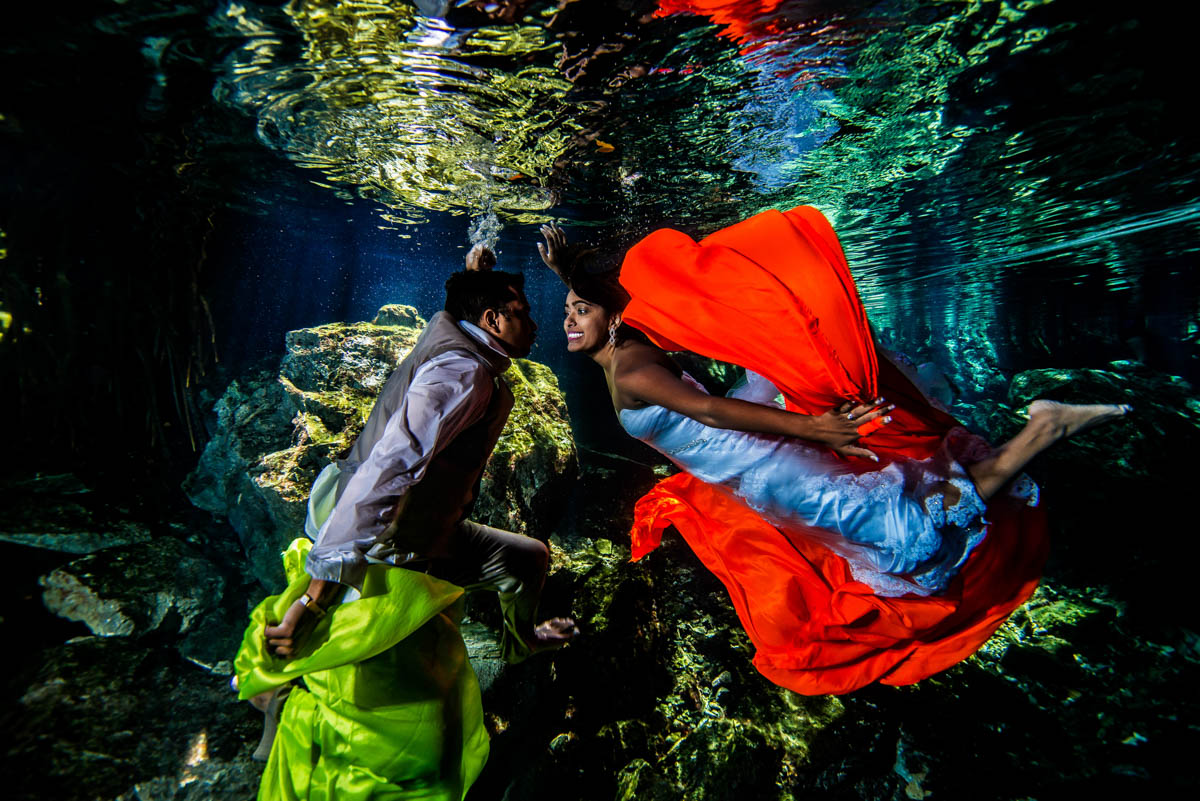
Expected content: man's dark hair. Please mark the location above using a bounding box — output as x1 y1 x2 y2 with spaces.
444 269 526 322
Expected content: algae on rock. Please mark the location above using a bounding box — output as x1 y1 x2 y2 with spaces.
185 305 577 588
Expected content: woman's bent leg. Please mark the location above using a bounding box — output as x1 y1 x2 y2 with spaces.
966 401 1130 500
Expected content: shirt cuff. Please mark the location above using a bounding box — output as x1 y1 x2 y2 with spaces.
304 547 367 593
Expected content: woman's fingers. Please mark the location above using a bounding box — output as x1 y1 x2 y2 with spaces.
853 403 895 425
855 416 891 436
848 397 889 417
834 444 879 462
541 223 564 246
843 398 895 428
539 224 569 269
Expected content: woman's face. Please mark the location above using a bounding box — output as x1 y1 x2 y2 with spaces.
563 289 611 353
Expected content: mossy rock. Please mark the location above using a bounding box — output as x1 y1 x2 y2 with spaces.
185 306 576 589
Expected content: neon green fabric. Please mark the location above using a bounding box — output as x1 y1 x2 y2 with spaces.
235 539 489 801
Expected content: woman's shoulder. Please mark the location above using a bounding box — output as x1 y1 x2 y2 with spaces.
613 341 680 379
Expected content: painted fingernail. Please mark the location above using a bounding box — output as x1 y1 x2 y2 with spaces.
884 416 892 423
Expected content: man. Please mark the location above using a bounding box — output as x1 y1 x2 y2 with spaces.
240 251 576 799
265 251 575 659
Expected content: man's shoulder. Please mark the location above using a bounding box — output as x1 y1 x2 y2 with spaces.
412 350 495 389
422 310 467 341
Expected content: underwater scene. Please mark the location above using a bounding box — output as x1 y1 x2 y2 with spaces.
1 0 1197 798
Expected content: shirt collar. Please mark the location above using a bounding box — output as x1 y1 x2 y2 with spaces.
458 319 511 360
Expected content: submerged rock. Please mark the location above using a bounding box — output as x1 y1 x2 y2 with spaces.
40 538 219 639
38 536 244 675
470 525 1195 799
0 473 151 554
184 305 578 588
3 636 261 801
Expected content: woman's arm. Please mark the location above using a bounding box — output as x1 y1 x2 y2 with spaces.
618 360 891 459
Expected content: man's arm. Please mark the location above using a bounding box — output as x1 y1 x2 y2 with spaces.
264 578 340 657
465 243 496 271
265 353 495 657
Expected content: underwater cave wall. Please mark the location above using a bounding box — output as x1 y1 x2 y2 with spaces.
0 2 274 488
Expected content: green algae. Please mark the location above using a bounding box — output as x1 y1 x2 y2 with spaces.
187 306 576 584
972 582 1125 666
496 358 576 462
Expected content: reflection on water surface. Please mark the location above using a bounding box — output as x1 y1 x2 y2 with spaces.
201 0 1197 379
217 0 578 226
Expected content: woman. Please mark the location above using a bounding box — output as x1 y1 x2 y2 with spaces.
540 206 1129 694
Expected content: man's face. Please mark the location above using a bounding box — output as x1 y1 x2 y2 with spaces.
486 288 537 357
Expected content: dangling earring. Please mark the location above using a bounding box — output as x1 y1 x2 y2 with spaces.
608 321 618 347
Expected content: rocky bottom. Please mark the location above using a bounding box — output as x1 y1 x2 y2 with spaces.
2 361 1198 799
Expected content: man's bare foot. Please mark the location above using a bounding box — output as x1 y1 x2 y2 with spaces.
528 617 579 652
248 686 290 762
1027 399 1132 441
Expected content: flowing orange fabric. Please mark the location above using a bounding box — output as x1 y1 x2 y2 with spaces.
655 1 790 48
620 206 1048 695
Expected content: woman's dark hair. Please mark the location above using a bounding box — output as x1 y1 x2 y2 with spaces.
560 243 631 315
444 269 525 322
611 321 652 347
558 245 654 346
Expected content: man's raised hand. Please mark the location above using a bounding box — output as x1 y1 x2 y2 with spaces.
466 243 496 272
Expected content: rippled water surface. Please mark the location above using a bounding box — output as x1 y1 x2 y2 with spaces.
185 0 1198 380
8 0 1193 386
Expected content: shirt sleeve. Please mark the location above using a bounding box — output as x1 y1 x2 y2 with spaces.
305 351 495 589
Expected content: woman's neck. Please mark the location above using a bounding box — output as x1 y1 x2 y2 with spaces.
588 342 617 370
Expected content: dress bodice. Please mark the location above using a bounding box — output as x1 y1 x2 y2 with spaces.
616 372 990 597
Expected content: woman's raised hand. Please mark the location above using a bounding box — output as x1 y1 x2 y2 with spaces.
538 223 569 278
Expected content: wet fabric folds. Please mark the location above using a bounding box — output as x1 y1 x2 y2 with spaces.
619 205 1049 694
235 539 489 800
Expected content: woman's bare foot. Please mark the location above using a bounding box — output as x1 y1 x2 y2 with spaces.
966 400 1131 500
1026 399 1132 441
528 617 579 652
